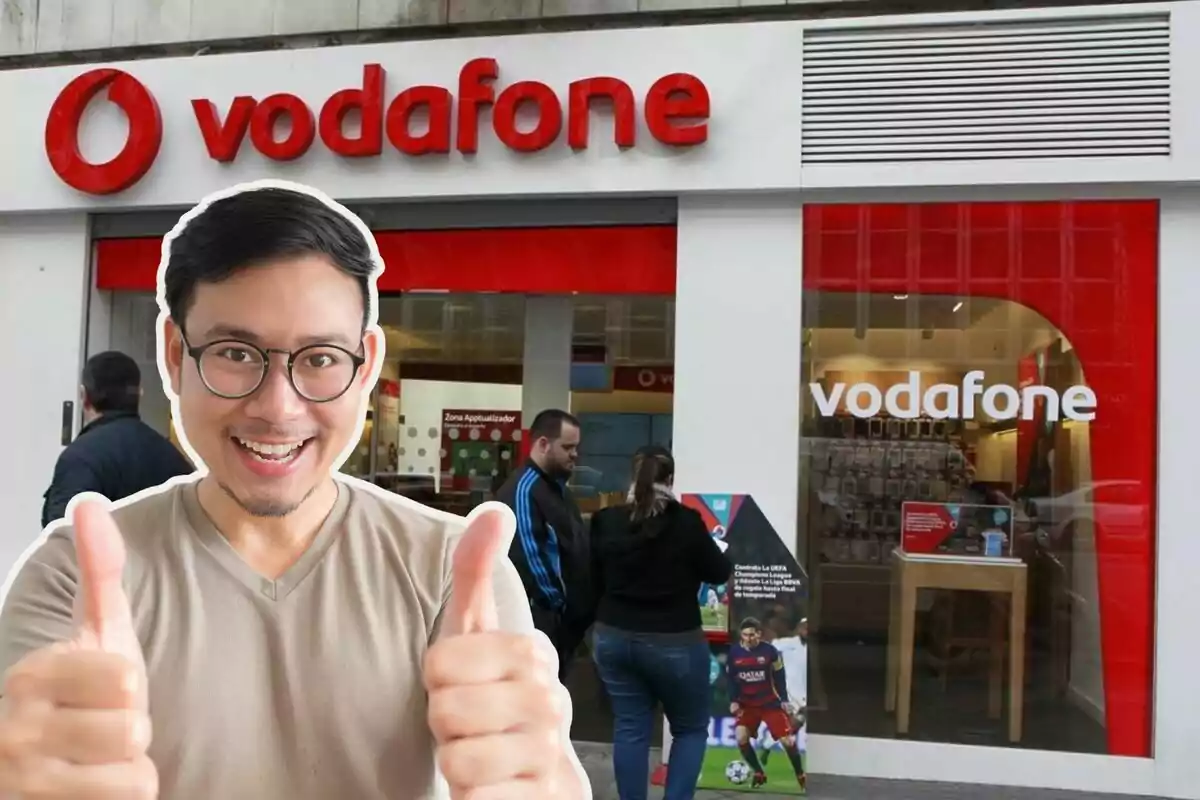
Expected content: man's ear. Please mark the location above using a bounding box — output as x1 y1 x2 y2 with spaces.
359 325 386 389
162 317 184 397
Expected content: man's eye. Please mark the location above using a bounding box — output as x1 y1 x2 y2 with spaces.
305 352 339 368
216 347 254 363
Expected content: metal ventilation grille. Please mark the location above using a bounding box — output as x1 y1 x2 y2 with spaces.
802 14 1171 164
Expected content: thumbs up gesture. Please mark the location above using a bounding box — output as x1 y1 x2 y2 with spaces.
424 504 582 799
0 496 158 798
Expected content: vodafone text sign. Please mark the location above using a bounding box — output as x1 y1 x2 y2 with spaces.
810 370 1098 422
44 59 710 195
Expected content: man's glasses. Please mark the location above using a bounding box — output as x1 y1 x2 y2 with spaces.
182 335 366 403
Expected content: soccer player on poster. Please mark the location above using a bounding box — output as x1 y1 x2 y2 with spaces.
759 617 808 777
727 617 808 791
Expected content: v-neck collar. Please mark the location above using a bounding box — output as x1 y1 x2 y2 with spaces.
180 480 351 602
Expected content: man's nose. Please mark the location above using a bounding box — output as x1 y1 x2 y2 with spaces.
243 357 306 420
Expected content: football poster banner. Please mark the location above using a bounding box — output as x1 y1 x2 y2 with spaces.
680 494 809 795
687 493 735 633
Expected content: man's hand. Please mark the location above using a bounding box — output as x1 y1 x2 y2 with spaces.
730 702 741 716
0 496 157 798
425 507 583 799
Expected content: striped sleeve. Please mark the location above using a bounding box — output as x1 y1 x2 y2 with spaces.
514 469 563 607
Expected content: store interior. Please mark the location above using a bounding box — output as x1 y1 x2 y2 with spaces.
798 291 1112 755
113 291 677 509
348 293 676 514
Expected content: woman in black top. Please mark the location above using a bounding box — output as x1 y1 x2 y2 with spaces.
590 445 732 800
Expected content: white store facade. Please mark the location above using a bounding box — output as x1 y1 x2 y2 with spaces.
1 2 1198 796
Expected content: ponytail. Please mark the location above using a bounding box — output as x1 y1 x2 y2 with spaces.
629 448 675 526
630 454 662 523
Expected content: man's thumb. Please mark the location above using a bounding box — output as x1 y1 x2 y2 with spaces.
443 504 515 637
71 495 136 654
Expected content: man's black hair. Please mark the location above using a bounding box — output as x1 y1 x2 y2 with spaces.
163 187 377 332
82 351 141 414
739 617 762 633
529 409 581 443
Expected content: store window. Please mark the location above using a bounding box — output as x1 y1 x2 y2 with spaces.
570 295 675 504
354 293 526 514
88 223 678 746
800 202 1157 758
351 293 675 520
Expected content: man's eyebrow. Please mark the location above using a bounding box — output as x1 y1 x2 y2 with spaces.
196 325 359 349
198 324 261 342
296 333 361 349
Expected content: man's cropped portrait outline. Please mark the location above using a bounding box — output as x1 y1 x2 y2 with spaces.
0 179 587 800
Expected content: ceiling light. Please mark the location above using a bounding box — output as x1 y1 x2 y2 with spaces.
952 301 963 312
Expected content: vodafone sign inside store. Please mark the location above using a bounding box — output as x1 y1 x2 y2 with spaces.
4 24 805 210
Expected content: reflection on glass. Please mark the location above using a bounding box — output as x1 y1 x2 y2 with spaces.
348 293 526 515
569 296 675 518
347 293 677 522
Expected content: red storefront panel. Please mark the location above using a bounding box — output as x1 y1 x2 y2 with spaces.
94 225 678 295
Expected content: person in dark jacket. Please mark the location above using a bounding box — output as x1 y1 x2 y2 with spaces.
589 445 732 800
41 351 194 528
494 408 592 681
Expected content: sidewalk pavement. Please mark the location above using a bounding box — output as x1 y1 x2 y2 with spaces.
574 743 1161 800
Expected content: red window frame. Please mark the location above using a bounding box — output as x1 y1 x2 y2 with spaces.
94 225 678 295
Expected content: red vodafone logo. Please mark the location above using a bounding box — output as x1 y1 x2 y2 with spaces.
613 366 674 393
44 68 163 195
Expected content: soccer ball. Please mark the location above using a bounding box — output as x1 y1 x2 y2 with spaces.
724 760 752 785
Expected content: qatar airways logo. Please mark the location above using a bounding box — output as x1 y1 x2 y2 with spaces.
810 370 1098 422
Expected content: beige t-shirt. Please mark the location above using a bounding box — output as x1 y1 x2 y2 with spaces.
0 477 566 800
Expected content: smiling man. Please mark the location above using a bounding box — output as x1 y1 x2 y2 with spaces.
0 184 587 800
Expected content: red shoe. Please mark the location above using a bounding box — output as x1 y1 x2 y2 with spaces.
752 771 768 788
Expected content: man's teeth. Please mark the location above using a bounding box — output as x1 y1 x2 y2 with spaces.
237 439 304 460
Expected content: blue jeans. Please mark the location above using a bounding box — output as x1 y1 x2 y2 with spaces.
592 625 712 800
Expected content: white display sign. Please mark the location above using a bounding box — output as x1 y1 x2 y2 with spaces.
809 370 1097 422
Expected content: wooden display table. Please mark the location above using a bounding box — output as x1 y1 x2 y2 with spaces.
885 549 1028 743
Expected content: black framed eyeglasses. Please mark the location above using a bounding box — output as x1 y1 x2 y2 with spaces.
182 335 367 403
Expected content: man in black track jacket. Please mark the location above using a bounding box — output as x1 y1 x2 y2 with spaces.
495 408 593 681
